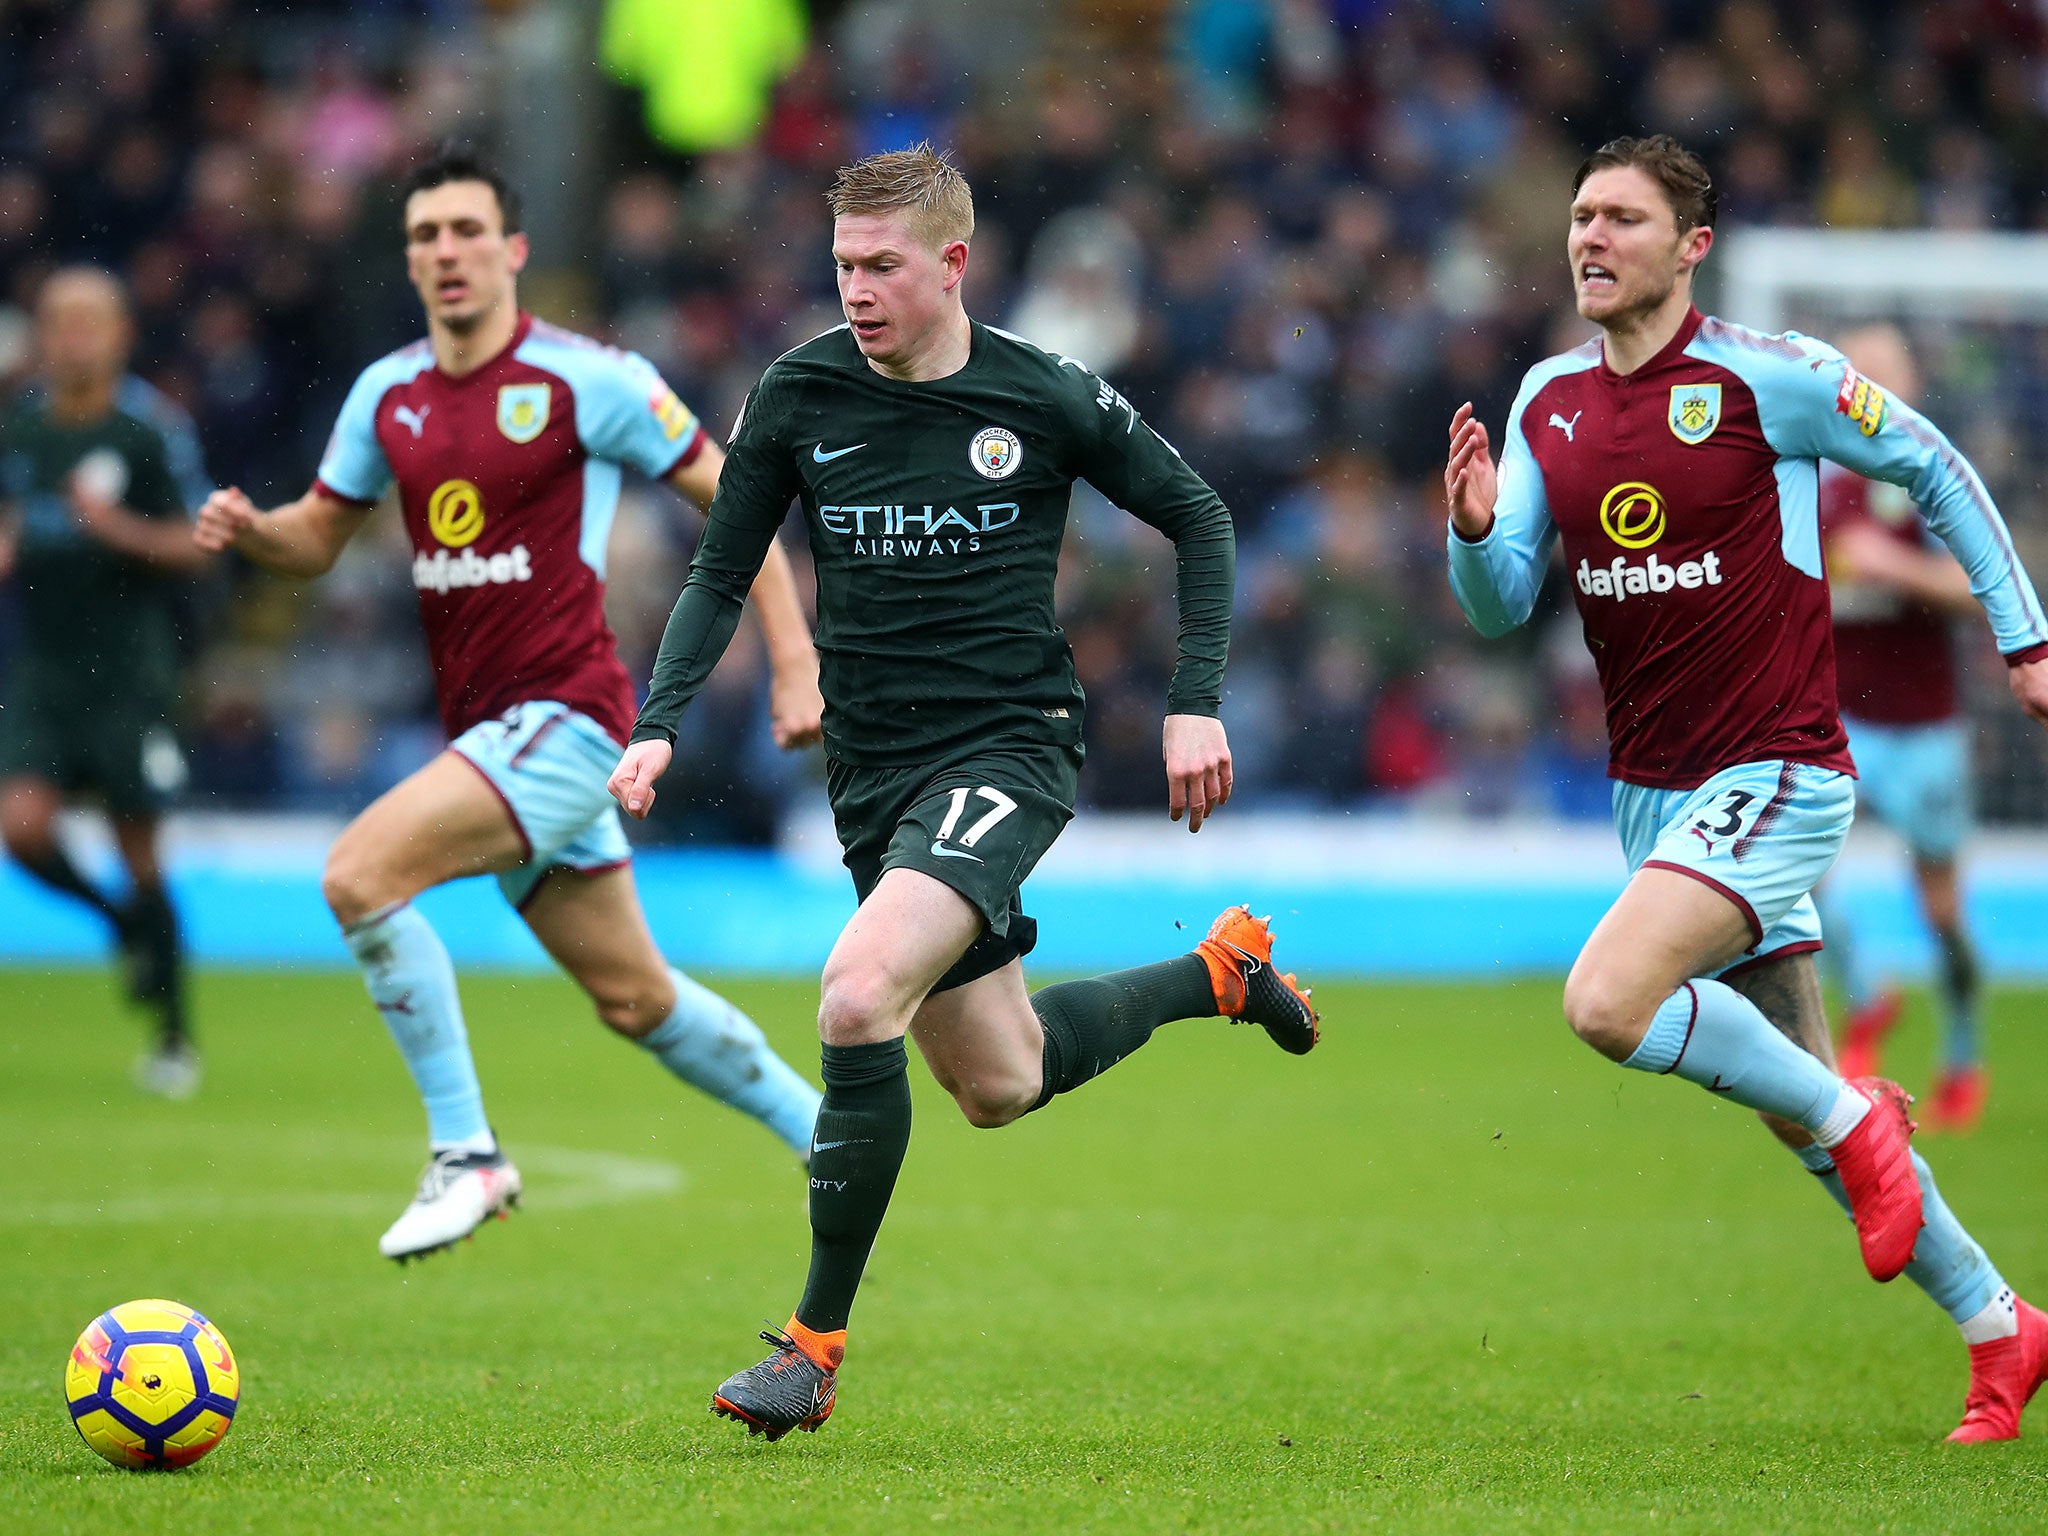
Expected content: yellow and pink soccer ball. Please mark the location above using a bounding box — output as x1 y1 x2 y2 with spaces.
64 1300 239 1469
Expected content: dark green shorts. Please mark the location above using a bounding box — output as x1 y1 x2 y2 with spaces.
0 668 183 817
826 736 1081 994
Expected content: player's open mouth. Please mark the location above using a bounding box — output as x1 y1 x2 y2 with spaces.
851 318 885 342
1580 264 1616 291
436 279 470 303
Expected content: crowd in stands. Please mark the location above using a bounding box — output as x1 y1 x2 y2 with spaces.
4 0 2047 838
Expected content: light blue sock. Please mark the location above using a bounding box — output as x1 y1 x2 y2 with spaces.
1934 926 1983 1073
341 903 492 1150
1814 886 1874 1011
1623 980 1860 1137
1795 1143 2003 1323
638 969 821 1156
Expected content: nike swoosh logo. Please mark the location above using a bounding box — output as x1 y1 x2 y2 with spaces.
1708 1075 1734 1093
813 442 866 462
929 841 983 863
812 1138 872 1153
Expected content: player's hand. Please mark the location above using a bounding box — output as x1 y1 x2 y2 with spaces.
768 652 825 750
2010 656 2048 727
194 486 260 554
1164 713 1232 833
608 738 674 819
1445 401 1498 541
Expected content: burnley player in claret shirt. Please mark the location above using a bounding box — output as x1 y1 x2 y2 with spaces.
1816 324 1991 1131
1445 135 2048 1441
194 148 826 1264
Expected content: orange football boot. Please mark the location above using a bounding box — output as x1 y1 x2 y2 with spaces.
1196 906 1319 1055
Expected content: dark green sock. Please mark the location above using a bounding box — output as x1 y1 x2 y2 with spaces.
796 1037 912 1335
124 885 190 1045
1030 955 1216 1110
15 846 119 921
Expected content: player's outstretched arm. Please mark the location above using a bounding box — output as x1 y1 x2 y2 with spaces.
607 738 674 820
1445 401 1499 540
70 480 213 572
193 485 369 578
1163 713 1232 833
749 541 825 750
662 437 823 749
1827 522 1979 616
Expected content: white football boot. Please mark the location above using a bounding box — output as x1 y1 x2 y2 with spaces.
378 1147 522 1263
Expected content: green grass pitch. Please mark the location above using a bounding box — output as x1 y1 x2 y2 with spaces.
3 967 2047 1534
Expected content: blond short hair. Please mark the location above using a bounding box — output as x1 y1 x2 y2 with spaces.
826 142 974 248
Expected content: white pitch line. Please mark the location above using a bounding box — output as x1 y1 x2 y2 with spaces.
3 1144 685 1227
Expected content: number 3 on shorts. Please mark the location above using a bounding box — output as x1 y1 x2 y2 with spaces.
1692 788 1757 840
935 786 1018 852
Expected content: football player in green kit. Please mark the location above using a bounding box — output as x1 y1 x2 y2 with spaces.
0 268 214 1095
608 144 1321 1437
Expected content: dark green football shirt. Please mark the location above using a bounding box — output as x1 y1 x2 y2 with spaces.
1 379 207 692
632 322 1236 766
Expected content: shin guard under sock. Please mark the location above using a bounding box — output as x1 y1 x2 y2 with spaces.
124 884 190 1044
1935 925 1983 1072
796 1038 912 1335
1623 979 1862 1139
1795 1142 2004 1324
638 969 822 1154
341 902 491 1149
1030 956 1215 1110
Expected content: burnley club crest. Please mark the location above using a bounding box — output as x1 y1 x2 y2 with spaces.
497 383 552 444
1668 384 1721 445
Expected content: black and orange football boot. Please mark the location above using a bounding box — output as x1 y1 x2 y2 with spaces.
1196 905 1319 1055
711 1319 842 1441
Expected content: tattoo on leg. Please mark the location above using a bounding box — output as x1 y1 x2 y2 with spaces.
1726 954 1832 1062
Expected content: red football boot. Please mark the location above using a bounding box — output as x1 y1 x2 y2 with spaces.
1835 989 1904 1081
1950 1297 2048 1443
1926 1066 1988 1135
1828 1077 1924 1282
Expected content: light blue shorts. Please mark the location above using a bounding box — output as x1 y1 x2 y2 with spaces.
450 701 633 910
1842 713 1970 861
1612 759 1855 975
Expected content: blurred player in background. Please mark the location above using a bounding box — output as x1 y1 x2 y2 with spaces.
611 144 1318 1440
0 267 214 1098
195 148 826 1262
1446 136 2048 1441
1816 324 1988 1129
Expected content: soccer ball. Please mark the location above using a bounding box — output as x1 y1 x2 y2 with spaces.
64 1300 240 1469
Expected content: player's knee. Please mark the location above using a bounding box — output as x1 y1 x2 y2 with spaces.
0 793 55 859
321 841 392 928
1561 965 1648 1061
816 965 906 1046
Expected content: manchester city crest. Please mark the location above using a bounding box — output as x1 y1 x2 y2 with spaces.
1668 383 1722 445
970 425 1022 480
497 382 552 444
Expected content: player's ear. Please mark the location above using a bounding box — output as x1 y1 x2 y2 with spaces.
1678 223 1713 275
940 239 969 293
505 231 531 275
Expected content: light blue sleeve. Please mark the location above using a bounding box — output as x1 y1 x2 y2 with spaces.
314 360 400 504
1727 328 2048 656
121 377 212 512
535 338 702 478
1447 374 1558 638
